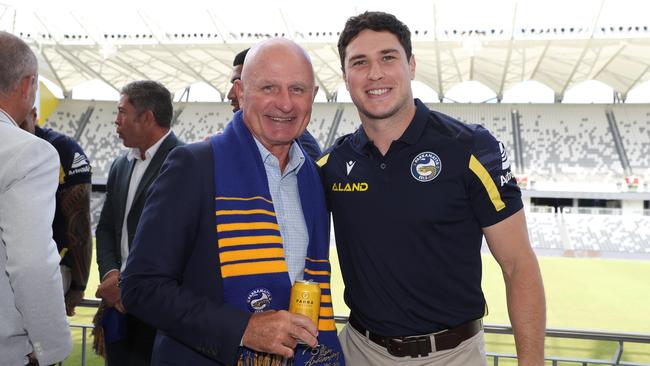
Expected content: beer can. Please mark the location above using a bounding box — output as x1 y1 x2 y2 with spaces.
289 280 321 326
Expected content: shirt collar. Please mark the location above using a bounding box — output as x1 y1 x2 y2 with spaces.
0 108 18 127
398 98 429 145
352 98 429 153
126 129 171 162
253 137 305 176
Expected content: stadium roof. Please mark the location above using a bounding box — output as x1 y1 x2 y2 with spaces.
3 0 650 102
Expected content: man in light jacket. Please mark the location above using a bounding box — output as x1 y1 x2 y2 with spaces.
0 30 72 366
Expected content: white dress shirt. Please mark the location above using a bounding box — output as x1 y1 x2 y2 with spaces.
119 130 171 272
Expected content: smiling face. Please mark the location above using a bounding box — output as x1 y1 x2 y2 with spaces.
343 29 416 124
235 40 317 154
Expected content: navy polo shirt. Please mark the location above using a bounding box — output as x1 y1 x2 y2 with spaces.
319 99 522 336
36 126 92 258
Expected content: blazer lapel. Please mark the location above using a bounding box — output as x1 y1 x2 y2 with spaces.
116 158 136 229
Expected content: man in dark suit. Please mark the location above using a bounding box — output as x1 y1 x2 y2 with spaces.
120 39 339 366
95 80 183 366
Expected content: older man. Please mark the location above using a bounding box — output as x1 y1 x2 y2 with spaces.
227 47 322 161
121 38 344 366
0 31 71 366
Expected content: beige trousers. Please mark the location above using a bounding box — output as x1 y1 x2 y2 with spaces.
338 323 488 366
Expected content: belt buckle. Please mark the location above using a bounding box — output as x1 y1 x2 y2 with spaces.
386 336 432 358
385 337 406 357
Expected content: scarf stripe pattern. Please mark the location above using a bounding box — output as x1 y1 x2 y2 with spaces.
211 112 343 366
216 196 288 279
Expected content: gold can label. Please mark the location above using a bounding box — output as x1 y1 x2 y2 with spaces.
289 280 321 326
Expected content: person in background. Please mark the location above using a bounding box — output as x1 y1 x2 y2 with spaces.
20 106 92 318
94 80 183 366
0 30 72 366
227 47 323 161
319 11 546 365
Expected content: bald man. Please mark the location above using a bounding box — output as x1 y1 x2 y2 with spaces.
121 38 344 366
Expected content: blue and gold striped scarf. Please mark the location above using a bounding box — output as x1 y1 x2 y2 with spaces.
210 112 343 366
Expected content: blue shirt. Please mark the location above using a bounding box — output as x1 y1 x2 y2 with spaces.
319 99 523 336
253 138 308 284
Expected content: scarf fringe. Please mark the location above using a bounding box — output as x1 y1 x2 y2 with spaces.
91 301 106 358
237 352 290 366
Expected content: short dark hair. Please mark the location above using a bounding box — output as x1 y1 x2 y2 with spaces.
337 11 412 70
233 48 250 67
120 80 173 128
0 31 37 95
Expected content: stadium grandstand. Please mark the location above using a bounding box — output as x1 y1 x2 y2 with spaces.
2 0 649 364
63 99 650 260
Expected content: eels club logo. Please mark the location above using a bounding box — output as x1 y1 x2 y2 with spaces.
247 288 272 312
410 152 442 182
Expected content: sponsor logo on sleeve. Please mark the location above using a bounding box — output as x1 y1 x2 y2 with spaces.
498 142 515 186
500 170 514 187
499 142 511 170
68 152 91 175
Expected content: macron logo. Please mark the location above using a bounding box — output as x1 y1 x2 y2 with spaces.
346 161 356 176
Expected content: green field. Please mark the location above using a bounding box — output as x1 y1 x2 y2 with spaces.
66 249 650 365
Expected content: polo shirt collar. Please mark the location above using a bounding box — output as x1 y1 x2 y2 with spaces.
398 99 429 145
352 98 429 153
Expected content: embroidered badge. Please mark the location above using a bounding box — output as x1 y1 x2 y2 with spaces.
410 152 442 182
247 288 272 312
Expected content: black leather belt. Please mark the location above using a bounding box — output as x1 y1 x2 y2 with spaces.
349 314 483 358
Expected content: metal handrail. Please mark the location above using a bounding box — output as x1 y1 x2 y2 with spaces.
65 310 650 365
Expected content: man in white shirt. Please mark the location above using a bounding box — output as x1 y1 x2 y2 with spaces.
0 30 72 366
95 80 183 366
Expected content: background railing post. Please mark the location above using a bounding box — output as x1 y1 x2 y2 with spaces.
613 340 624 365
81 326 88 366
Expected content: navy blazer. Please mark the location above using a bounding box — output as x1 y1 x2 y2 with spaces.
96 132 183 279
121 141 251 365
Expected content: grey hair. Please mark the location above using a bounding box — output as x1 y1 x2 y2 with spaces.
0 31 37 95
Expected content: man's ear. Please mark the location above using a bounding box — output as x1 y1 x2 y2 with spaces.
409 54 416 80
312 85 319 102
141 109 156 127
19 74 35 101
234 79 245 110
